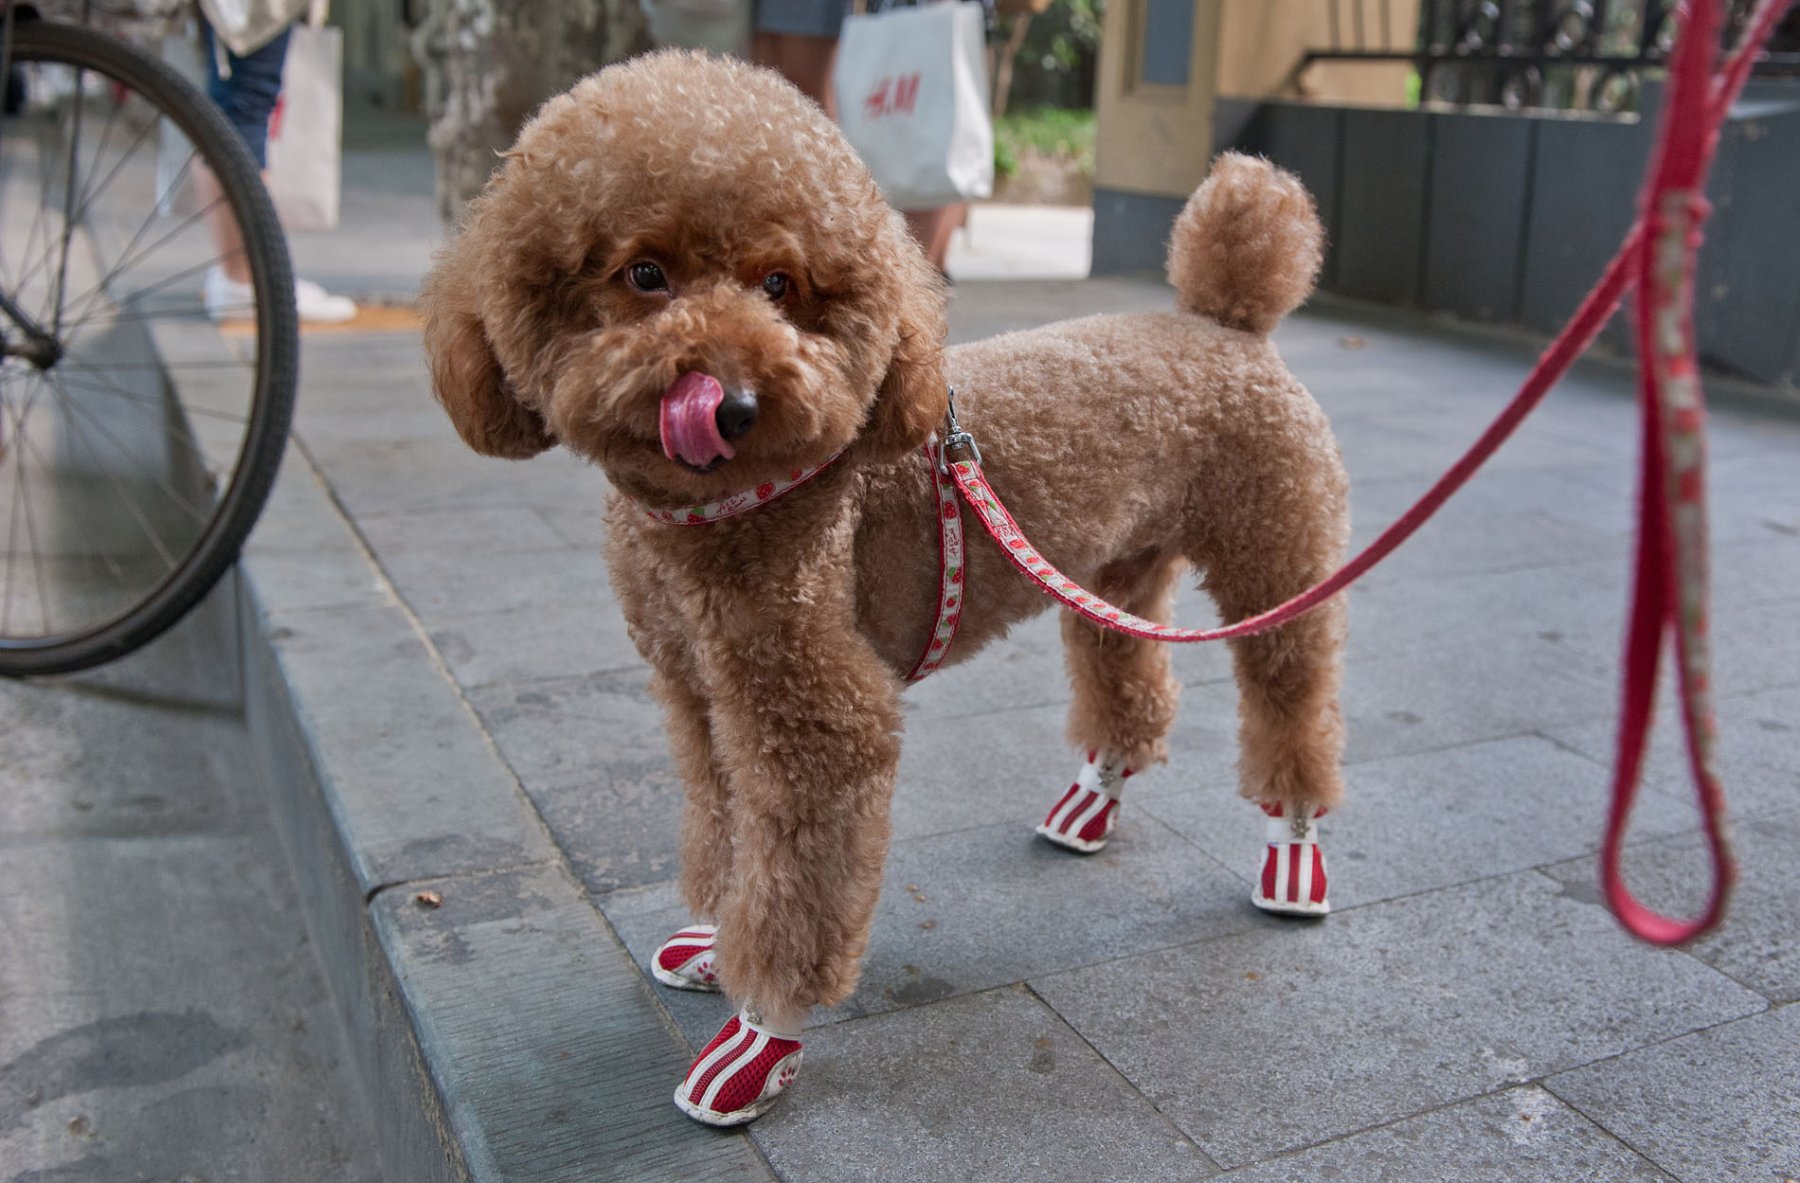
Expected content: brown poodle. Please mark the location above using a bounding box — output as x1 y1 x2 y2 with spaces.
423 50 1349 1127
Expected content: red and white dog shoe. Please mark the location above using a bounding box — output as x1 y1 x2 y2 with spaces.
651 925 722 992
1037 750 1135 853
674 1008 804 1127
1251 802 1331 915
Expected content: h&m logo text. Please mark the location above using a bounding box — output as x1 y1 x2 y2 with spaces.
863 72 922 118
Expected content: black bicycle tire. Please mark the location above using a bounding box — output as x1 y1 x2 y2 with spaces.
0 16 298 676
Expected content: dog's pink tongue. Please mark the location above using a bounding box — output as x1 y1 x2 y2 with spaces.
659 372 734 468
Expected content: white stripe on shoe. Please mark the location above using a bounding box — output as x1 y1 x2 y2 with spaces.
699 1031 770 1113
1047 785 1087 832
1068 790 1111 837
683 1024 753 1104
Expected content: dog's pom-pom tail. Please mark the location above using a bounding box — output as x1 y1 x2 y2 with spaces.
1166 153 1324 336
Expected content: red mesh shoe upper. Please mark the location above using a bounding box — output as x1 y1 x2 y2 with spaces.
707 1038 802 1114
657 928 715 972
1076 799 1118 843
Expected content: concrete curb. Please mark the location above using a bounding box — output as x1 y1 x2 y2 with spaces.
232 441 772 1181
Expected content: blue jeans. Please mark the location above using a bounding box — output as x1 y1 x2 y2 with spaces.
200 23 292 170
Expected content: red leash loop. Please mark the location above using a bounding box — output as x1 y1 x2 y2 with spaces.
947 0 1791 944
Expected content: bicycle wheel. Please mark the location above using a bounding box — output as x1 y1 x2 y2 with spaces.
0 14 298 675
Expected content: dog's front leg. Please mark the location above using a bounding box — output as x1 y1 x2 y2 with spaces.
650 668 738 924
706 624 902 1027
672 609 903 1125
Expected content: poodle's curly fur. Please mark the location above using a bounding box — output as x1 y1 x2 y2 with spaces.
424 50 1349 1031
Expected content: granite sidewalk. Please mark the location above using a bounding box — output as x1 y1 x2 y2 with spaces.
238 122 1800 1183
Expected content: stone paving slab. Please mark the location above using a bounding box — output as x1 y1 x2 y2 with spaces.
428 603 645 694
304 432 606 520
746 986 1216 1182
1333 639 1621 763
465 669 680 895
1031 871 1767 1169
244 453 397 618
356 505 573 557
252 598 560 891
0 641 245 841
1545 1004 1800 1183
1540 809 1800 1003
1208 1087 1674 1183
1545 682 1800 818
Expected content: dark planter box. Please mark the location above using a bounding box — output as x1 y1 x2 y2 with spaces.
1092 92 1800 388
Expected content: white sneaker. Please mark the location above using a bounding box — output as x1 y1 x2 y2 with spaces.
294 277 356 324
203 267 358 325
202 266 255 322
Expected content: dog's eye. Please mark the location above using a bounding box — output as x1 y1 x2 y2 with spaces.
761 272 791 300
627 261 669 293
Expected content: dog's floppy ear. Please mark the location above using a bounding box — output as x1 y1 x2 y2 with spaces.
421 249 555 460
858 239 949 462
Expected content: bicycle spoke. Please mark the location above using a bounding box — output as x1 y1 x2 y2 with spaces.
67 84 124 230
61 240 244 344
58 184 228 328
49 369 213 527
1 381 25 633
16 113 59 323
44 371 181 571
59 370 249 425
50 64 89 335
62 294 260 344
55 367 248 474
1 377 133 590
0 371 55 633
9 391 53 635
46 147 205 329
10 98 159 301
61 358 249 374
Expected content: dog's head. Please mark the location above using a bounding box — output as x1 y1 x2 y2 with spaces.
421 50 948 504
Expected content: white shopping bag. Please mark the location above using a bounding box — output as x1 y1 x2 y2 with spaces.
831 2 993 210
262 22 342 231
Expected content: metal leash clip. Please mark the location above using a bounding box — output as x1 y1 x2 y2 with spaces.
939 385 981 470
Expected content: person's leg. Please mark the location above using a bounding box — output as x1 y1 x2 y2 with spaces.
200 25 289 285
903 204 964 273
198 27 355 323
750 0 844 113
751 33 837 113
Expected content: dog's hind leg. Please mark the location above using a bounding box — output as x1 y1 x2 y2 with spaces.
1215 588 1345 916
1187 432 1349 915
1038 552 1184 854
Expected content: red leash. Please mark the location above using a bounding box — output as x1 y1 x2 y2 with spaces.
946 0 1790 944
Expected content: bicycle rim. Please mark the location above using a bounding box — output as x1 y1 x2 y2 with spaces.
0 17 298 675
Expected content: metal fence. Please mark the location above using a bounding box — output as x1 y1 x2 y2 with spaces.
1306 0 1800 112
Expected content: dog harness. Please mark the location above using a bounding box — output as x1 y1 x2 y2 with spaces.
634 435 966 682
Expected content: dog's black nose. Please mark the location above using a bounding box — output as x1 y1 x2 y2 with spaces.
715 389 758 443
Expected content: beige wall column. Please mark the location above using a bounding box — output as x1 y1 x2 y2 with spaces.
1093 0 1222 205
1090 0 1418 274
